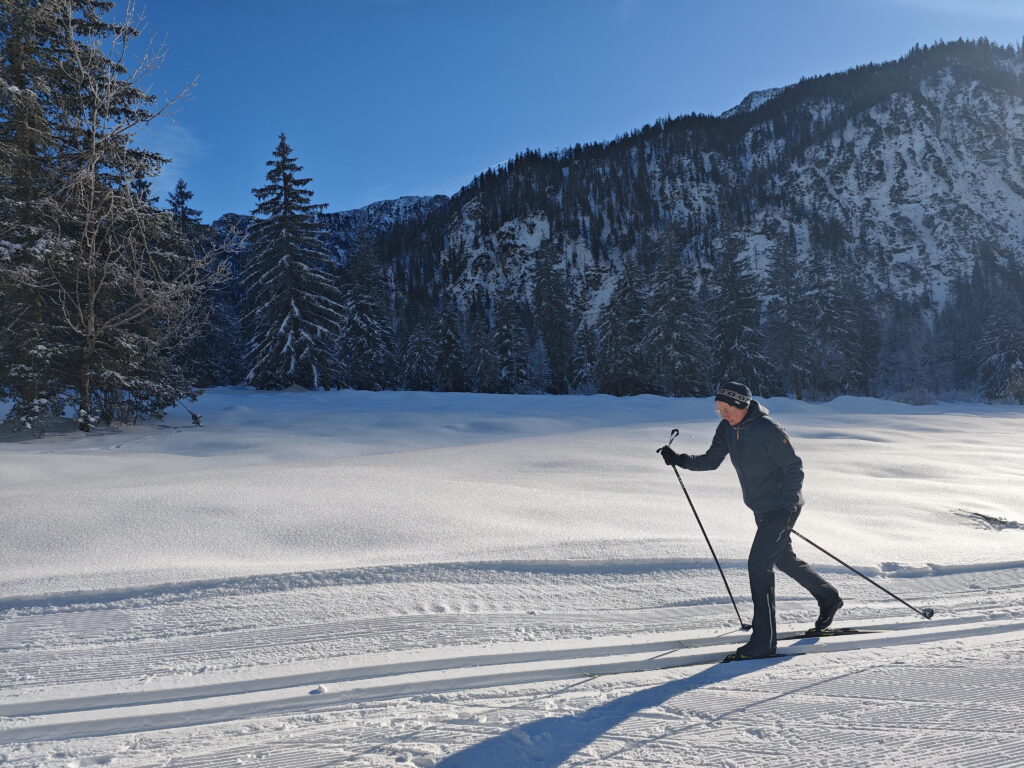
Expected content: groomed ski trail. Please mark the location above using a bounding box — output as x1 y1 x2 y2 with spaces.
2 615 1021 744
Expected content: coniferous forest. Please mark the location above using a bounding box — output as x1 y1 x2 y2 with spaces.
3 1 1024 434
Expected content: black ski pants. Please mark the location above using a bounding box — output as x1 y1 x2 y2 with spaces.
746 507 837 654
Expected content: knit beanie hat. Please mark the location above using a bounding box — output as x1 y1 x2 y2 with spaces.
715 381 752 409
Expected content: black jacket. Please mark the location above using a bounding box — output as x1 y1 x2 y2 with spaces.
679 400 804 515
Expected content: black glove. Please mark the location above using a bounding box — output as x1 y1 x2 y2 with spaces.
659 445 682 466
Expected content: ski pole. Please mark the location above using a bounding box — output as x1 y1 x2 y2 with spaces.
790 530 935 620
661 429 752 631
175 400 203 427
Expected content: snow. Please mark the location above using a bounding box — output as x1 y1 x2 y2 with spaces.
1 389 1023 765
719 87 786 119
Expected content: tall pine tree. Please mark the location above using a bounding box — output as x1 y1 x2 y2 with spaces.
401 317 437 391
978 255 1024 402
169 179 241 387
467 315 500 393
240 134 344 390
763 228 815 399
531 246 574 393
492 296 531 393
434 298 467 392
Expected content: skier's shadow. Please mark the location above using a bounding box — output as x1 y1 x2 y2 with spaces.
435 655 791 768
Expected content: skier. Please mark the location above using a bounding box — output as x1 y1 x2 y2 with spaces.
659 381 843 660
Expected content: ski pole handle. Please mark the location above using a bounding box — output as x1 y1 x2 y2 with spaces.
668 428 679 447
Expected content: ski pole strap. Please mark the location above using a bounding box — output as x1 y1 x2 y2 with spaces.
790 530 934 620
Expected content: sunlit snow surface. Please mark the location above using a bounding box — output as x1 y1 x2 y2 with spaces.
1 390 1022 766
1 389 1022 597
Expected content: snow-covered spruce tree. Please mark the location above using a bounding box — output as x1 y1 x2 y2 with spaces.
932 272 986 394
531 246 574 393
763 229 815 399
1 0 215 431
936 248 1018 394
169 179 242 387
240 134 344 390
0 0 80 428
707 243 776 393
339 246 397 391
836 271 880 396
595 257 650 396
401 317 437 391
466 315 499 393
433 298 466 392
492 296 531 394
643 231 707 397
875 293 931 400
979 312 1024 402
569 321 598 393
978 259 1024 402
801 249 854 399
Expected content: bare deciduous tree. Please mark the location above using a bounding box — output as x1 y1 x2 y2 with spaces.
1 0 227 432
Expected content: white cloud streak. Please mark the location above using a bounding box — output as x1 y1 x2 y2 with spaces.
136 120 206 202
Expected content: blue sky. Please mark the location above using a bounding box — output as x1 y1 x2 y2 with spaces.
132 0 1024 221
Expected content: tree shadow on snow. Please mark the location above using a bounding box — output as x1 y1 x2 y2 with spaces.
436 655 791 768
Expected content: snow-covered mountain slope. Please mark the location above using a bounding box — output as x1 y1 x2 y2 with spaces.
411 40 1024 311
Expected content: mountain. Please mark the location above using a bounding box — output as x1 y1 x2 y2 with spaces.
214 194 448 264
367 39 1024 400
318 195 449 263
719 87 786 119
392 40 1021 304
211 40 1024 401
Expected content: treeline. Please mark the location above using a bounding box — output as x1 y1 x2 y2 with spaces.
343 223 1024 402
195 36 1024 405
199 214 1024 404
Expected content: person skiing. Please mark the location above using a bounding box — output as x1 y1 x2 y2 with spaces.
658 381 843 660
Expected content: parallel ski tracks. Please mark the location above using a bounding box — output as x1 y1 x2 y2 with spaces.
1 615 1022 744
0 610 722 688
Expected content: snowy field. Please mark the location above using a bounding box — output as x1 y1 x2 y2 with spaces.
1 389 1023 766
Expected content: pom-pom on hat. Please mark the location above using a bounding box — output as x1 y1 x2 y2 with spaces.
715 381 752 409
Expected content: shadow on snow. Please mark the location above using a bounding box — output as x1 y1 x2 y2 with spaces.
437 655 792 767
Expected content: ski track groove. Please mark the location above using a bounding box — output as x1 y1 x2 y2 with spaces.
1 618 1021 745
0 613 721 689
2 594 1016 691
0 614 993 716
